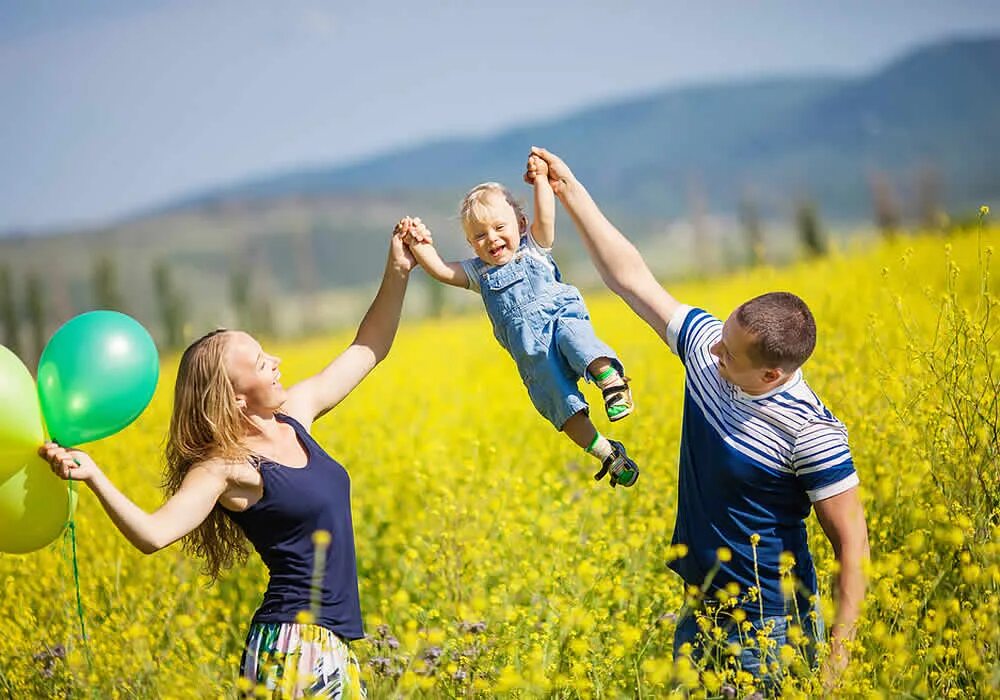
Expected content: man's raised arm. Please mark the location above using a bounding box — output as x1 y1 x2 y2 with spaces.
527 147 682 343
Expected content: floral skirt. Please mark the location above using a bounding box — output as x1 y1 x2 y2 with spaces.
239 622 366 699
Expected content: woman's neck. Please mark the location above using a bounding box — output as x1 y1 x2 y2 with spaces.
242 410 282 443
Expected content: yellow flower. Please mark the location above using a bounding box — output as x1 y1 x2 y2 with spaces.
311 529 332 547
980 205 990 216
295 610 315 625
4 224 998 697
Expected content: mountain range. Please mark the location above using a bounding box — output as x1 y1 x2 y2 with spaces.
166 36 1000 222
1 36 997 345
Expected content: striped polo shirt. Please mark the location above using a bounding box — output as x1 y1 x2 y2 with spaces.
666 305 858 616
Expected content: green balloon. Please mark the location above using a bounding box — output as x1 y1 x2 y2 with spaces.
0 457 75 554
37 311 159 447
0 345 46 482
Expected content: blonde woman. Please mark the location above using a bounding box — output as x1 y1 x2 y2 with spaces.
38 224 419 698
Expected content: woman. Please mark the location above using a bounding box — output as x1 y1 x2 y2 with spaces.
39 222 420 698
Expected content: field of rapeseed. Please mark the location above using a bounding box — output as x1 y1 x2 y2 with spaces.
1 220 997 698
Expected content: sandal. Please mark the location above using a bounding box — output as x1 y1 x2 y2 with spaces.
602 376 634 422
593 439 639 488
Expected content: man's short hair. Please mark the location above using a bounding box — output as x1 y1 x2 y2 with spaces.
734 292 816 370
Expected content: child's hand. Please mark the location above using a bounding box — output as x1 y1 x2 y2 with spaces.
524 154 549 184
404 217 434 246
393 216 433 247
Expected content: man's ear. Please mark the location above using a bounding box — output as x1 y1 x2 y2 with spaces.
519 214 528 234
762 367 784 385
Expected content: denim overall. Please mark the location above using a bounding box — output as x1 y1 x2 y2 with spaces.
465 235 622 429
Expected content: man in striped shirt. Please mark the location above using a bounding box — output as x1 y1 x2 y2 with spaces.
527 148 869 687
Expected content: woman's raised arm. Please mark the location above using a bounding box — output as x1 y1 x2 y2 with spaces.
281 230 415 427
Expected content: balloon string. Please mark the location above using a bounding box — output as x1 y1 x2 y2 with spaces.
66 478 95 677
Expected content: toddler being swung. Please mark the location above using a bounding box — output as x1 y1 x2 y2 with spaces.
398 155 639 487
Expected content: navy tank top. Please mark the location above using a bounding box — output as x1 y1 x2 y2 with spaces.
224 413 364 641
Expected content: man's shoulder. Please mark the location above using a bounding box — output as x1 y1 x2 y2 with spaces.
669 306 721 359
786 376 843 422
743 375 844 436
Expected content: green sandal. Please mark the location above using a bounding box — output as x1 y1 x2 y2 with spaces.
602 376 634 422
593 439 639 488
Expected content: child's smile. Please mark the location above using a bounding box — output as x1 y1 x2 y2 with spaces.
488 239 509 260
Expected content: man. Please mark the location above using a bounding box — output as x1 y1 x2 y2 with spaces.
526 147 868 687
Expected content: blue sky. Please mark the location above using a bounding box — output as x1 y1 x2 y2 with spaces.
2 0 998 232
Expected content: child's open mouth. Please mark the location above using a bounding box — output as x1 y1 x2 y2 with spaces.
490 243 506 258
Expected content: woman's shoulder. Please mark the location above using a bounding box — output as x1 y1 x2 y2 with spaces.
188 454 251 482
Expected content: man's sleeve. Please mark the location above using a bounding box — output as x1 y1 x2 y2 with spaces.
666 305 721 366
792 419 860 502
460 259 481 292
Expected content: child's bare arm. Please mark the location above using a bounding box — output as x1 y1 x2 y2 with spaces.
410 242 469 288
404 218 470 288
527 154 556 248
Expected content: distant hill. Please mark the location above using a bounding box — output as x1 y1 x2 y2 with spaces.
1 36 997 351
169 36 1000 220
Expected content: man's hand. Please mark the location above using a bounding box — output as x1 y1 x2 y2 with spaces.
527 146 575 196
820 638 850 693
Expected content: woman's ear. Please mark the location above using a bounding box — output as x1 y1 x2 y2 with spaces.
236 396 247 410
519 214 528 234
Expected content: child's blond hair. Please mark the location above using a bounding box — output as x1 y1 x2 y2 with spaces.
459 182 528 232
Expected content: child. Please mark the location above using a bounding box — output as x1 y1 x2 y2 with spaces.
399 156 639 487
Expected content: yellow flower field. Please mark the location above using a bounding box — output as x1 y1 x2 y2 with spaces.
1 222 997 698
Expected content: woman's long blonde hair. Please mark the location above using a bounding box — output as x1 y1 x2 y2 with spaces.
163 329 253 580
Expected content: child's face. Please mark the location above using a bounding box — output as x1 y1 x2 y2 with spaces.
463 192 524 265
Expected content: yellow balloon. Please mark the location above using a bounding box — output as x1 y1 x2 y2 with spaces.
0 457 75 554
0 344 46 482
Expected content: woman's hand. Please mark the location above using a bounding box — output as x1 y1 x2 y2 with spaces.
38 442 101 483
389 219 418 274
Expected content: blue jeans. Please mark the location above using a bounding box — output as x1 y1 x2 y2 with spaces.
473 237 621 429
672 603 824 688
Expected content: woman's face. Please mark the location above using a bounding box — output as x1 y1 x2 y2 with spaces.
223 331 285 413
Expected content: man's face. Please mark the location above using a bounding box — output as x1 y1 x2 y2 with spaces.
710 313 783 393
